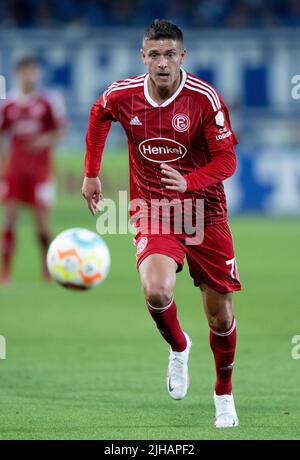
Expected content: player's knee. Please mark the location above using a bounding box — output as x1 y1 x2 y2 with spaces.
145 281 173 309
216 318 233 331
147 291 173 309
208 312 233 332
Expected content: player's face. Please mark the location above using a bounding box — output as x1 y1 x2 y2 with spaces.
141 39 186 89
16 64 40 93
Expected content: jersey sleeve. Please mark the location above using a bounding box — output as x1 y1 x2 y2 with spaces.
202 96 238 153
84 89 117 177
0 102 11 132
184 94 238 192
90 89 118 123
47 91 68 129
184 145 237 192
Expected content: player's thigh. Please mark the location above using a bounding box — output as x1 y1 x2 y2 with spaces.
28 176 56 211
1 172 22 218
139 253 177 305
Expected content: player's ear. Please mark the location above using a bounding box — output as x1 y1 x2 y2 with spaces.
180 47 187 64
140 48 146 65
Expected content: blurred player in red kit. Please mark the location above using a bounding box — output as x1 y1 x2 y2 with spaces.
82 20 241 427
0 57 67 283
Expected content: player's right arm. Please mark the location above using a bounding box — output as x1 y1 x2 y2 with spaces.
82 89 117 215
0 101 11 178
81 176 102 216
0 134 6 178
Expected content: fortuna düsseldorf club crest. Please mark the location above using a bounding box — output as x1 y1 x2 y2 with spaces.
136 237 148 255
172 113 190 132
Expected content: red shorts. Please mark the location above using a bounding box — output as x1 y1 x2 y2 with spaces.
134 222 241 294
0 172 56 208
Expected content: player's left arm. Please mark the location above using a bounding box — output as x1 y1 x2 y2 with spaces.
30 127 66 150
0 133 7 178
161 162 188 192
82 88 117 215
161 98 238 193
0 102 11 177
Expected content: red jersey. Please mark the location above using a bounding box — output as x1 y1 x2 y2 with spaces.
85 69 238 227
0 89 67 178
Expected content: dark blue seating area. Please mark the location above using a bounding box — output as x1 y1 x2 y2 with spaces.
0 0 299 29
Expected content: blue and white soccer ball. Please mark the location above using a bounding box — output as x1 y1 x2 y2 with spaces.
47 228 110 290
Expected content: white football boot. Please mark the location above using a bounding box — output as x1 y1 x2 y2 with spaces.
166 332 192 400
214 392 239 428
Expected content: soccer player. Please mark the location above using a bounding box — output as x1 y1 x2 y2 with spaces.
82 20 241 428
0 57 67 283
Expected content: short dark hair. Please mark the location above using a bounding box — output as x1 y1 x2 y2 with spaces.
143 19 183 44
16 56 39 70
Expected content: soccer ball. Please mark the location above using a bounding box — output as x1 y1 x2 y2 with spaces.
47 228 110 290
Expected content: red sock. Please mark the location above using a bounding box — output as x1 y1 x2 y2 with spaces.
147 297 187 352
210 317 237 395
38 231 51 278
1 227 15 276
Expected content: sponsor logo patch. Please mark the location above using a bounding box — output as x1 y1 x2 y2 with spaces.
139 137 187 163
215 110 225 127
216 130 232 141
136 236 148 255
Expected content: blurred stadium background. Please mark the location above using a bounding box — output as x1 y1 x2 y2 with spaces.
0 0 299 440
2 0 300 215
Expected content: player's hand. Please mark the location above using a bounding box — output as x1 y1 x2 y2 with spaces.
28 132 62 151
29 134 52 151
160 163 187 193
81 176 103 216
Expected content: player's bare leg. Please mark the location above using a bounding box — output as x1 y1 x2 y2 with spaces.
201 283 238 427
0 200 19 284
31 206 52 281
139 254 192 399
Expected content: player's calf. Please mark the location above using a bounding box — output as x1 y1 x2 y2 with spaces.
37 230 52 281
0 225 16 282
146 297 187 352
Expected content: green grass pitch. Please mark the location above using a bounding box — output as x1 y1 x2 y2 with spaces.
0 152 299 440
